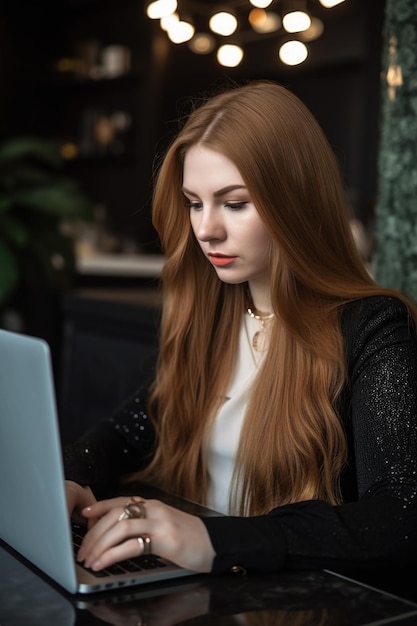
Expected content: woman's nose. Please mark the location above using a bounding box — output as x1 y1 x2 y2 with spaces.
195 209 225 241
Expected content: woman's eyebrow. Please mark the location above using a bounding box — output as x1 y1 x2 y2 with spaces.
214 185 247 197
182 184 247 197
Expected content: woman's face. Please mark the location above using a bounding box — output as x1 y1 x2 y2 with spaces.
183 145 273 299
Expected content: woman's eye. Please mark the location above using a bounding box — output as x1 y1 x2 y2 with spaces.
224 201 248 210
186 200 203 211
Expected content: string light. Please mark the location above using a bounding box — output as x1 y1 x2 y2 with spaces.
319 0 345 7
146 0 177 20
160 12 179 31
279 40 308 65
145 0 347 68
217 44 244 67
166 20 194 43
209 12 238 36
249 0 274 7
299 17 324 41
249 9 281 34
282 11 312 33
188 32 216 54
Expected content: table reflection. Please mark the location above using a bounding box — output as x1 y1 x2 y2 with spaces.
73 570 417 626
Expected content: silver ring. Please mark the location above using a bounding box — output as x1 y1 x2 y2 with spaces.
137 535 152 556
118 501 146 522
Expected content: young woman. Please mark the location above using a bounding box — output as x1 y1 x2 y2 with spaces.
65 80 417 576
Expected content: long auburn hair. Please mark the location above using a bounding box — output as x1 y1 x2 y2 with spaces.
137 80 417 515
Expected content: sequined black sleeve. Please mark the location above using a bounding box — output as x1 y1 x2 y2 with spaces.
203 296 417 573
63 387 156 495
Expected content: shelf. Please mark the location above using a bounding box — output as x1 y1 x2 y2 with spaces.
76 253 165 277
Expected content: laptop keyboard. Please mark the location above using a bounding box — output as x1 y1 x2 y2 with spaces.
72 523 168 578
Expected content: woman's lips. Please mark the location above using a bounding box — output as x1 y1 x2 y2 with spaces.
208 254 237 267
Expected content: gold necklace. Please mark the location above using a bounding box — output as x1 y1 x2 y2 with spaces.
247 307 274 352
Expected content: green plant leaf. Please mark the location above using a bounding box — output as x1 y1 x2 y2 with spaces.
0 135 95 309
0 196 13 213
0 163 54 192
13 180 94 219
0 137 63 170
0 214 29 248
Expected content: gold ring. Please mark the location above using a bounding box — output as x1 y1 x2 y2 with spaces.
137 535 152 556
118 501 146 522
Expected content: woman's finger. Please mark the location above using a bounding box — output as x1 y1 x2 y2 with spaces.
79 501 151 565
66 481 97 523
88 537 149 571
82 495 144 519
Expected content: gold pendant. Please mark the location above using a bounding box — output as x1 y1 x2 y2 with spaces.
252 329 268 352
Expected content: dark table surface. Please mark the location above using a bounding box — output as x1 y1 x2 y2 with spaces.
1 540 417 626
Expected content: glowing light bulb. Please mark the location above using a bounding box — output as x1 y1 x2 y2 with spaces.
299 18 324 42
319 0 346 7
167 20 195 44
217 44 244 67
209 12 238 36
189 33 216 54
279 41 308 66
249 9 281 33
282 11 311 33
160 13 179 31
249 0 273 7
146 0 177 20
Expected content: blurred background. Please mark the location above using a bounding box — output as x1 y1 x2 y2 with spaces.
0 0 383 254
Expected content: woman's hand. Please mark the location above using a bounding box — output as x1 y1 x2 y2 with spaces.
76 496 216 573
65 480 97 525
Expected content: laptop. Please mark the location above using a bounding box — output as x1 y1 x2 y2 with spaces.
0 328 220 594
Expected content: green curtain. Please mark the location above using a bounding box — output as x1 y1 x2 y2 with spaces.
373 0 417 302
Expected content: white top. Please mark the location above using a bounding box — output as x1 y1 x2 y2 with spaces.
206 314 266 514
